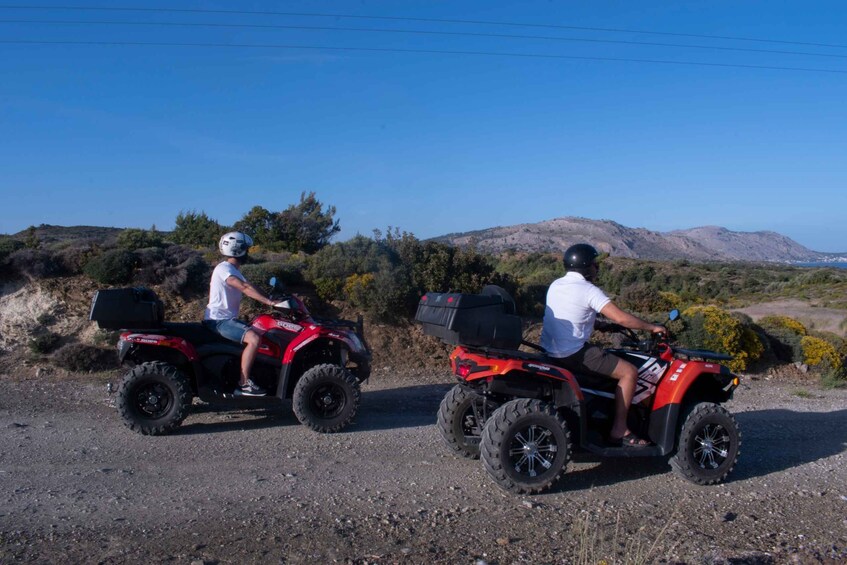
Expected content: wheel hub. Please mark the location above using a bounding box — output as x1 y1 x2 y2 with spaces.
523 442 540 457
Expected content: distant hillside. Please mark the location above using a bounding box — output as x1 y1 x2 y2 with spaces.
11 225 126 246
433 217 832 263
8 221 842 264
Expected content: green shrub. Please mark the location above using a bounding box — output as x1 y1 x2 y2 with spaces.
160 254 209 296
240 261 305 288
313 277 343 302
92 329 121 347
0 236 25 262
819 362 847 388
617 282 677 314
171 210 223 247
117 228 164 250
51 343 116 372
36 313 56 326
55 241 101 275
7 249 65 279
84 249 137 285
29 332 61 354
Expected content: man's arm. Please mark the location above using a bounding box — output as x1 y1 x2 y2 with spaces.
600 302 666 334
226 276 274 307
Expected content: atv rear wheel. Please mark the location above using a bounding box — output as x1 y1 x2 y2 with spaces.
117 362 192 436
437 384 500 459
480 399 571 494
293 364 361 433
670 402 740 485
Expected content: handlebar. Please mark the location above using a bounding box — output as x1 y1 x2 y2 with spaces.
595 321 673 355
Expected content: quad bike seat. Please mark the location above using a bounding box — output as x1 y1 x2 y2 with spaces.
159 322 235 346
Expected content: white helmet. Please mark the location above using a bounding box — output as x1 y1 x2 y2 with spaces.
218 231 253 258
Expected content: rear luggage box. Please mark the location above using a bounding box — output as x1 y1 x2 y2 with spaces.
89 287 164 330
414 290 522 350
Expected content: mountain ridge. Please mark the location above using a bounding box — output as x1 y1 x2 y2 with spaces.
433 217 844 263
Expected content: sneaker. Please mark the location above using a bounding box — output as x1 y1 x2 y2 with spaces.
234 379 267 397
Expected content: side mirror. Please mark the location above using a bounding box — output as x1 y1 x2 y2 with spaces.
269 276 278 289
668 309 680 322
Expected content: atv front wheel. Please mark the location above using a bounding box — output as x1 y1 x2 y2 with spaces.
117 362 192 435
437 384 499 459
480 399 571 494
670 402 740 485
293 364 361 433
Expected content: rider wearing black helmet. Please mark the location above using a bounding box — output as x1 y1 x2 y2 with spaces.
541 243 666 447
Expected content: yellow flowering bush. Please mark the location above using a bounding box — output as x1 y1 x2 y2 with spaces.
800 336 843 370
757 315 808 363
680 306 763 372
344 273 376 308
659 291 683 310
758 315 807 336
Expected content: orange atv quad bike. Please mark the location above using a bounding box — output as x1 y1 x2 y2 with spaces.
415 286 741 494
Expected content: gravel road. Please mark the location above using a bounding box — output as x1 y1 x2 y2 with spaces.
1 368 845 564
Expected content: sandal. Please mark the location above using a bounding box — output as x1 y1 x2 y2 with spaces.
608 432 653 448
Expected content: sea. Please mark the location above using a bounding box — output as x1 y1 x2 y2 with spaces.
793 262 847 269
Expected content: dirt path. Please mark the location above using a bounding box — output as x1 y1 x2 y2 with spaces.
1 368 846 564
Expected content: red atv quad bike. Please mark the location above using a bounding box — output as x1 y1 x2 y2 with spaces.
415 285 741 494
90 277 371 435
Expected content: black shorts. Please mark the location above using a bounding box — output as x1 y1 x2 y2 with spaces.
550 343 619 377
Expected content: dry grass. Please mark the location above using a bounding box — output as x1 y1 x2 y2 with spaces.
574 510 678 565
733 299 847 337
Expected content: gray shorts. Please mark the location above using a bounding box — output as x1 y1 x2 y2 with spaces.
203 318 251 344
550 343 619 377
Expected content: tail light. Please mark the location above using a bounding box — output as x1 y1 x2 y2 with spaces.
457 363 472 378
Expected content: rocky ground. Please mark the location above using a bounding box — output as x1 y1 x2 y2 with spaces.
1 362 846 565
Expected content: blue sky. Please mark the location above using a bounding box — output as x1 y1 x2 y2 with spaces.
1 1 846 252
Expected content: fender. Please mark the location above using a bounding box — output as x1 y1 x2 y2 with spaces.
120 332 199 363
450 346 583 407
649 360 738 454
652 360 733 411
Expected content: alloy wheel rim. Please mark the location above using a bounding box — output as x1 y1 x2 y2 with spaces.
692 423 731 470
508 424 559 478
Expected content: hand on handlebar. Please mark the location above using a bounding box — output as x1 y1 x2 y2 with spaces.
651 324 667 335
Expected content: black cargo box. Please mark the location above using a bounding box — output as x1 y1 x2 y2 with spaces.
89 287 164 330
414 287 522 350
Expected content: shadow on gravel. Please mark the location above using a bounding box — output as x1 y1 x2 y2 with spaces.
353 383 453 432
731 408 847 480
169 383 454 435
534 408 847 494
175 403 297 436
541 455 673 494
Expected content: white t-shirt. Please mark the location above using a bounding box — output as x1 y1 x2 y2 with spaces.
204 261 247 320
540 272 611 358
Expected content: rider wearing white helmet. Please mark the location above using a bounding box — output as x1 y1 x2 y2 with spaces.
203 231 276 396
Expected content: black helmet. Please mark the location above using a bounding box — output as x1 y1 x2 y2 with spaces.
563 243 600 270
